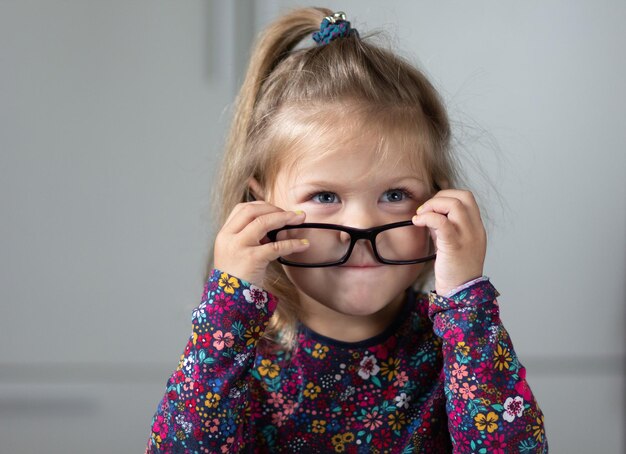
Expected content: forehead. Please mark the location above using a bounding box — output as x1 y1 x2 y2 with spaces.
286 138 421 187
270 105 428 186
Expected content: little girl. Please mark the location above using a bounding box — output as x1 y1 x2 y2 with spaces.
147 7 548 453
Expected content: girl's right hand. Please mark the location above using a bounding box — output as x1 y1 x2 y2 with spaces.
213 202 309 287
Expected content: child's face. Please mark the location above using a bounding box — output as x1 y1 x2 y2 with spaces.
269 131 431 322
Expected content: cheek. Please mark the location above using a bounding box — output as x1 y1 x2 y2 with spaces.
282 267 328 304
384 202 422 217
283 263 425 303
399 263 426 288
283 266 321 287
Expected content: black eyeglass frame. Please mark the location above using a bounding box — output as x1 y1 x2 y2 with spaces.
267 220 436 268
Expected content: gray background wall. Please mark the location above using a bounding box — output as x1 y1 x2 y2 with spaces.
1 1 624 452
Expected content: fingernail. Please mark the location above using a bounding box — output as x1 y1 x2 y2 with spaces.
416 205 424 213
294 210 305 216
300 239 309 245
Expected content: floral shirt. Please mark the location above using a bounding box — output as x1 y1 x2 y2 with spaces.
147 269 548 453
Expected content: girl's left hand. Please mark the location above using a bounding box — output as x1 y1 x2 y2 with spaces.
412 189 487 296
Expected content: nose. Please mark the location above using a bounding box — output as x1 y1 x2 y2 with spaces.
334 203 387 261
339 231 351 243
338 212 377 247
338 206 379 243
337 209 382 260
341 205 383 231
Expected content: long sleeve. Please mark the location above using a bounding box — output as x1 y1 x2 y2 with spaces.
146 269 278 453
428 280 548 453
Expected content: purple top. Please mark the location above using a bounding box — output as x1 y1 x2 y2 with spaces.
146 269 548 453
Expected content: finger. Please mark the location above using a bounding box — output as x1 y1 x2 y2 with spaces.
417 196 473 229
222 201 269 230
222 202 285 234
256 237 311 263
412 211 460 244
431 189 475 204
239 209 306 246
430 189 483 226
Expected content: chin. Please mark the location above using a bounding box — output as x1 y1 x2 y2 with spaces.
338 304 390 318
334 290 397 315
284 264 421 317
300 284 401 318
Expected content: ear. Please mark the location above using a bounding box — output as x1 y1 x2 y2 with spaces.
247 177 265 202
434 177 449 191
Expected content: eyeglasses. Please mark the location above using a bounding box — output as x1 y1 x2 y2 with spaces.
267 220 436 267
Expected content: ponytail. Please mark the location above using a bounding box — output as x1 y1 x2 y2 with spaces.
218 7 333 225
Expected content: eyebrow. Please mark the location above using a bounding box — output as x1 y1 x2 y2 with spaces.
291 176 427 191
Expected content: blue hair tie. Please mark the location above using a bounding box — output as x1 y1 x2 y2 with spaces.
312 11 359 46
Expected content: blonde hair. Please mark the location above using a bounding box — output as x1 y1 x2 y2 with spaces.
208 7 458 349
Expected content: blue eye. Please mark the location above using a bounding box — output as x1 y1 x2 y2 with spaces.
312 192 339 204
381 189 410 202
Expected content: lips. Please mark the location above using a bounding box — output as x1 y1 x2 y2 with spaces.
338 256 381 268
338 263 381 268
339 250 381 268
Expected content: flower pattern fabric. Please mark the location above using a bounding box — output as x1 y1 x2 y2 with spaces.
147 270 548 453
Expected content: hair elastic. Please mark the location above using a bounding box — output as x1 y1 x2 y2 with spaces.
312 11 359 45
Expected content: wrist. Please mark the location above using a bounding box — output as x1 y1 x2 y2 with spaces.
435 275 484 297
209 268 278 313
427 278 500 322
441 276 489 298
